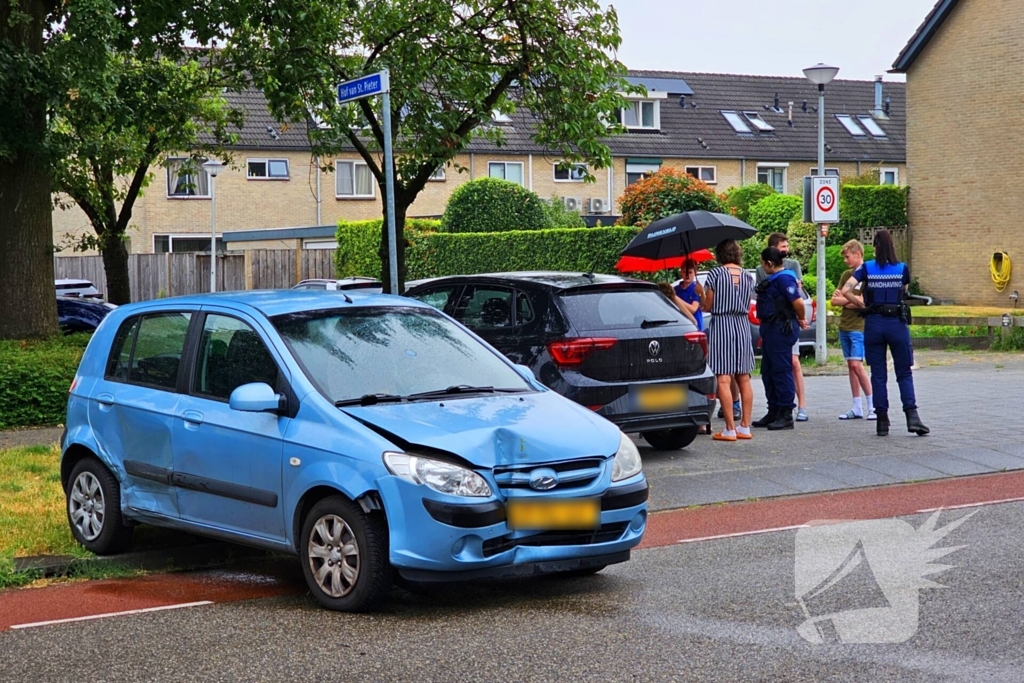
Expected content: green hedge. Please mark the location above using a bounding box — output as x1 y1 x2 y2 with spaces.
336 221 640 280
440 178 549 233
0 335 89 429
803 274 836 301
334 218 441 280
809 244 876 286
839 185 908 228
725 183 775 222
748 194 802 235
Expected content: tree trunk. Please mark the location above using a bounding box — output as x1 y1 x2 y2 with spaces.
378 200 409 294
101 232 132 304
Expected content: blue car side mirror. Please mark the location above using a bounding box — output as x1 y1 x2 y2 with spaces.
514 364 536 382
229 382 284 414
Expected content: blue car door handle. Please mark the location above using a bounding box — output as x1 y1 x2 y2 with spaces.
97 393 114 411
182 410 204 429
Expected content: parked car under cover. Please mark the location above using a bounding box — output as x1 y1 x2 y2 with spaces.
291 277 382 293
55 278 102 299
57 296 116 334
405 271 716 450
61 290 648 611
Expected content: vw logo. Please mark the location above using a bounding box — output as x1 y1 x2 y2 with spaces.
648 340 661 357
528 467 559 491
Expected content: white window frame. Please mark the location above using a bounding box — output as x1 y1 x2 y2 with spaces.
620 99 660 130
743 111 774 132
487 161 525 186
625 161 661 187
836 114 867 137
153 233 223 253
684 166 717 184
246 158 290 180
491 110 512 123
809 167 841 177
756 163 788 193
553 162 588 183
165 157 210 199
334 159 375 198
879 167 900 185
721 110 752 134
428 165 446 181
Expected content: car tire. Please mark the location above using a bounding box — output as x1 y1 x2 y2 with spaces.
66 458 133 555
799 346 815 359
641 427 699 451
300 495 390 612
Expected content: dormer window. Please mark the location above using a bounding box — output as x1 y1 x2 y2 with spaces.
743 111 774 132
721 110 752 134
620 100 659 130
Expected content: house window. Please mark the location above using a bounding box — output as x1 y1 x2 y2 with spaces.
488 162 524 186
626 161 661 186
554 162 587 182
879 167 899 185
836 114 867 137
721 111 752 134
247 159 290 180
335 160 374 198
809 167 841 177
428 166 446 181
856 115 888 138
492 110 512 123
685 166 717 184
153 234 223 253
743 112 774 132
166 158 210 198
620 100 659 130
756 165 787 193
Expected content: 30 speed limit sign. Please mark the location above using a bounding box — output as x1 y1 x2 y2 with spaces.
811 176 839 223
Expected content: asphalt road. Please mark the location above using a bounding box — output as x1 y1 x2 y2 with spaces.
2 496 1022 682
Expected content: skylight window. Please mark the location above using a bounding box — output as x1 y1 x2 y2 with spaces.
836 114 866 137
721 111 751 134
856 115 887 138
743 111 774 132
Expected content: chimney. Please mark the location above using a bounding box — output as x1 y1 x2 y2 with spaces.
873 76 888 119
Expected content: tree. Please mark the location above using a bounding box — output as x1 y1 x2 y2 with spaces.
616 168 727 227
227 0 633 293
441 178 548 233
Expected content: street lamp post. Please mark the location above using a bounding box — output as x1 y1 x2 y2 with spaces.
202 159 225 292
802 63 839 366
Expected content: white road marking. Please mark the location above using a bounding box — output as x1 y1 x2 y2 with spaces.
678 524 810 544
917 496 1024 513
10 601 214 630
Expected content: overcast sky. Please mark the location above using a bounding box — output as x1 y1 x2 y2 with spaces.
606 0 937 82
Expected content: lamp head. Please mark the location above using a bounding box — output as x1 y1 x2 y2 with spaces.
803 63 840 86
202 159 225 178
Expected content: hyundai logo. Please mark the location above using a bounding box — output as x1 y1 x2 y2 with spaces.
528 467 559 491
648 340 661 357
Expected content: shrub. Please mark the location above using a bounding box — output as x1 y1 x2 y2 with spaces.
839 185 908 228
617 168 727 227
803 274 836 302
0 335 90 429
784 220 819 273
335 218 440 279
724 183 775 222
809 244 876 286
440 178 548 233
740 233 768 270
841 169 879 186
747 194 802 235
542 196 586 229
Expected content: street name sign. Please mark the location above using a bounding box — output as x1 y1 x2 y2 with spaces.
337 72 390 104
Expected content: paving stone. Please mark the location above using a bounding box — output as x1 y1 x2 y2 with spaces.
845 455 949 482
899 451 998 477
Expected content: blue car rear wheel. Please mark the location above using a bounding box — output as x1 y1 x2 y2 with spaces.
66 458 133 555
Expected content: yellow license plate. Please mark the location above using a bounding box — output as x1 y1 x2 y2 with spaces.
636 384 688 412
506 499 600 531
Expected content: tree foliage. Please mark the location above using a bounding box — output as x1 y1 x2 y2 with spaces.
724 183 775 222
616 168 727 227
440 178 548 233
747 194 802 235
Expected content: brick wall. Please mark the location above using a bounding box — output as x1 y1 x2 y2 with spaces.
905 0 1024 304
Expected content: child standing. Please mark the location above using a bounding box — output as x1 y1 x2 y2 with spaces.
830 240 875 420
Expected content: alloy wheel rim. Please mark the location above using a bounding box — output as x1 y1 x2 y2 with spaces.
69 472 105 541
307 514 360 598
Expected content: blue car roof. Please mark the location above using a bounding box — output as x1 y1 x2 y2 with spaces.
114 289 426 318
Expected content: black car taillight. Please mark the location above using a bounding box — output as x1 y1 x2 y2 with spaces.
547 337 618 367
683 331 708 357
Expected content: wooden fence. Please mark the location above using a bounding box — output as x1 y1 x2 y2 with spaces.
54 249 339 302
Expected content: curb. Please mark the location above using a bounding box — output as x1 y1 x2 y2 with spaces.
13 542 272 578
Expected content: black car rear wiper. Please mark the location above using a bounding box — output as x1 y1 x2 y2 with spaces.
334 393 405 407
640 318 674 328
406 385 498 400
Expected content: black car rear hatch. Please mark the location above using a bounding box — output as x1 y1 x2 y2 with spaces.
553 284 707 382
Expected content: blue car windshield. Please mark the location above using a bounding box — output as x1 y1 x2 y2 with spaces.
272 306 532 404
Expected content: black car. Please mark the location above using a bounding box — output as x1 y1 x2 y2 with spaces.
57 296 116 334
405 271 715 449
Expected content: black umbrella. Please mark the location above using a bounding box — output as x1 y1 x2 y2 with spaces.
620 210 757 260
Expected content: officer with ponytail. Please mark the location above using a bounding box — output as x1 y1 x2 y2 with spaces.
839 230 929 437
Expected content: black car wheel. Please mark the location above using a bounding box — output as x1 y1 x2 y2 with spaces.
300 495 390 612
66 458 133 555
642 427 699 451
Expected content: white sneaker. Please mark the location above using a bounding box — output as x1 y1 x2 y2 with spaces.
866 409 877 421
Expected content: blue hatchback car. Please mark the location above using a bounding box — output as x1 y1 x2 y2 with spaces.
62 291 648 611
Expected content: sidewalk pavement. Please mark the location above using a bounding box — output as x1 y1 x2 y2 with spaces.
0 426 63 451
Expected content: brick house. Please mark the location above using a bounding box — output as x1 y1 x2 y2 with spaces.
892 0 1022 305
51 71 907 254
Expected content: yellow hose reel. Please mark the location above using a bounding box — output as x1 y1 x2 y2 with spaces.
991 252 1012 293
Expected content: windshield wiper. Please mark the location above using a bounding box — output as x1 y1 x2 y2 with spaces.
640 318 674 328
334 393 404 407
407 385 499 400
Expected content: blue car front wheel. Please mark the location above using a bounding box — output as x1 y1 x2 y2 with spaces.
300 495 390 612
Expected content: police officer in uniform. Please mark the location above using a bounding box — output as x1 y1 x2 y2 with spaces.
839 230 929 437
753 247 808 430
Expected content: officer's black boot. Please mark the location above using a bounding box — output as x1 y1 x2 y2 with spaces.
905 408 930 436
767 409 794 431
876 411 890 437
752 408 778 428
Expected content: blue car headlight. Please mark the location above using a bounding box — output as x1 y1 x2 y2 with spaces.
611 432 642 482
383 452 492 498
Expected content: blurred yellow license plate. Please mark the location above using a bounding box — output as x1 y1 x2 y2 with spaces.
636 384 688 412
506 499 600 530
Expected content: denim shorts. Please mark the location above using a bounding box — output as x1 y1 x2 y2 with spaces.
839 330 865 361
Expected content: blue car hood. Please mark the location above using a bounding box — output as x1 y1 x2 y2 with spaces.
341 391 620 468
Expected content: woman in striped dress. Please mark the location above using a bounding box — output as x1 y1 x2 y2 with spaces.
700 239 756 441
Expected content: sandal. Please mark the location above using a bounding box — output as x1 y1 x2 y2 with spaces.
736 430 752 440
838 410 863 420
713 431 737 442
